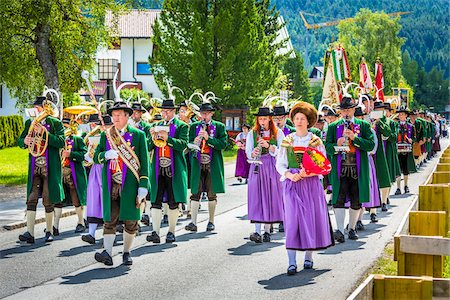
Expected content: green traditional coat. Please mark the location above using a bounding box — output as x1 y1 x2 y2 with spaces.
309 127 322 139
398 122 417 174
94 125 150 221
148 118 188 203
325 118 375 204
18 117 65 204
63 135 88 206
189 120 228 194
135 120 152 150
385 119 401 182
373 117 393 188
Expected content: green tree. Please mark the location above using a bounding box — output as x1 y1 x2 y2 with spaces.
337 9 405 92
0 0 128 110
280 51 310 102
151 0 287 108
401 51 419 88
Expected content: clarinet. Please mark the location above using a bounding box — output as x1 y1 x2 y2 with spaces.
342 118 351 161
253 125 265 174
194 120 207 155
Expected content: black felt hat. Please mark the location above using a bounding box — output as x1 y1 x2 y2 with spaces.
62 118 71 125
242 123 251 129
339 97 357 109
33 96 46 106
354 106 366 117
272 105 290 116
253 107 273 116
157 99 178 109
107 101 133 115
131 102 146 112
199 102 216 112
373 101 385 110
384 103 394 111
179 100 188 108
396 106 410 115
100 115 113 126
325 108 338 117
153 114 162 121
87 114 99 124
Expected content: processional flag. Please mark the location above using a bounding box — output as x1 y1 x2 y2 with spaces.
374 58 385 101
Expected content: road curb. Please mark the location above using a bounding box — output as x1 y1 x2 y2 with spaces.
2 209 76 231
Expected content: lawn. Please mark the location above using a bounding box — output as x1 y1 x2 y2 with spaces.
223 147 237 164
0 146 29 185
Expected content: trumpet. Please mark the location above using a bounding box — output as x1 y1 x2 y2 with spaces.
193 121 207 154
152 127 167 148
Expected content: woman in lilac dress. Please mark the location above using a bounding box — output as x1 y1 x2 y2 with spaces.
276 102 334 275
246 107 284 243
234 124 251 183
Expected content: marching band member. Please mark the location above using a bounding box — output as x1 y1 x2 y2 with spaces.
409 110 425 167
82 114 112 244
234 123 251 184
273 105 295 136
325 96 375 242
245 106 284 243
395 108 417 195
276 101 334 275
185 100 228 232
146 99 188 244
93 102 149 266
18 96 65 244
56 118 88 234
384 103 402 189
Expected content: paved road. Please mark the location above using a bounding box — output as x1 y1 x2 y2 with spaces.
1 140 448 300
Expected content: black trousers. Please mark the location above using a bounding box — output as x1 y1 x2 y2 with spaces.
190 167 217 202
398 154 409 175
152 173 178 210
334 175 361 210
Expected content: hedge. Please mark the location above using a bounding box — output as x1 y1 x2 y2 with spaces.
0 115 25 150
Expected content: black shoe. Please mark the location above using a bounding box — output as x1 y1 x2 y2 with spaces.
387 198 390 205
95 250 113 266
270 224 274 233
394 188 401 195
116 223 124 233
404 186 410 194
141 214 150 226
162 215 168 224
382 203 388 212
84 218 89 229
185 222 198 232
287 265 297 276
53 226 60 236
303 260 314 269
237 177 242 183
370 213 378 223
249 232 262 243
18 232 35 244
348 229 359 240
82 234 96 245
206 222 215 232
356 220 365 231
146 231 160 244
333 230 345 243
45 231 54 243
279 222 285 233
136 224 141 236
245 179 248 184
75 224 86 233
122 252 133 265
262 232 271 242
166 232 176 243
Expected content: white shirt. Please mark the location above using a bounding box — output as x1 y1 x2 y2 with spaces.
275 132 326 181
245 129 284 160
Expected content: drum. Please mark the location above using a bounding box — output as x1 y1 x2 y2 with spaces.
397 143 412 153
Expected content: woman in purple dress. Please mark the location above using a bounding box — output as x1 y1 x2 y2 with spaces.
245 107 284 243
234 124 251 183
276 102 334 275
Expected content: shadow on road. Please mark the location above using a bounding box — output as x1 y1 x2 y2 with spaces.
258 268 331 290
0 239 51 259
236 214 248 221
131 243 177 258
228 240 284 256
59 265 130 285
58 244 99 257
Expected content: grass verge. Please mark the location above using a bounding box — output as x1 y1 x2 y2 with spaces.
0 146 28 185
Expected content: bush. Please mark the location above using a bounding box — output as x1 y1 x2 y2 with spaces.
0 115 25 150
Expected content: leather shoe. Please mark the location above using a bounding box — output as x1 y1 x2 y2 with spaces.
122 252 133 265
185 222 198 232
279 222 285 233
287 265 297 276
75 224 85 233
249 232 262 243
206 222 215 232
141 214 150 226
19 232 35 244
304 260 314 269
404 186 410 194
394 188 401 195
333 230 345 243
356 220 365 231
370 213 378 223
45 232 54 243
382 203 388 212
95 250 113 266
146 231 160 244
53 226 60 236
166 232 176 243
262 232 271 242
81 234 96 245
348 229 359 240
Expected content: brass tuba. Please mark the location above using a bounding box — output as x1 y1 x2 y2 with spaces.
27 97 59 157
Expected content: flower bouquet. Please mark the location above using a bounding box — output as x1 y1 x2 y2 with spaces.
302 147 331 175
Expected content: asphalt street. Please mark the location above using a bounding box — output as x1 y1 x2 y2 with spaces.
1 139 448 300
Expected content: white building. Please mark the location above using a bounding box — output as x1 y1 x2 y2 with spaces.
0 85 20 116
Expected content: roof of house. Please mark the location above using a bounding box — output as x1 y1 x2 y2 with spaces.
105 9 161 38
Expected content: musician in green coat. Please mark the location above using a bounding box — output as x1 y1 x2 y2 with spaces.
146 99 188 244
185 101 228 233
18 96 65 244
325 97 375 242
384 104 401 184
93 101 150 266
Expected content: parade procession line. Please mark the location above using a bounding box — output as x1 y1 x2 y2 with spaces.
0 140 448 300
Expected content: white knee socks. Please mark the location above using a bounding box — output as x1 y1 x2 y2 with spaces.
54 207 62 229
151 208 162 235
190 201 200 225
89 223 97 238
404 175 409 187
264 224 271 233
288 249 297 266
255 223 261 234
103 234 115 256
304 251 313 262
381 187 390 204
168 208 178 233
208 201 217 224
358 208 364 221
26 211 36 236
45 212 53 233
349 208 359 230
334 208 345 233
75 206 84 225
123 231 135 253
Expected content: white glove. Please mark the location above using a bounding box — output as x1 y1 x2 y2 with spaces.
138 187 148 201
105 149 119 160
84 153 94 163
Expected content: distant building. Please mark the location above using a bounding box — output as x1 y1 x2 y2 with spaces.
0 85 19 116
309 66 324 87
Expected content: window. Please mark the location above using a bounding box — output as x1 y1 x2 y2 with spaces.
234 117 241 131
225 117 233 130
137 62 152 75
98 59 118 80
